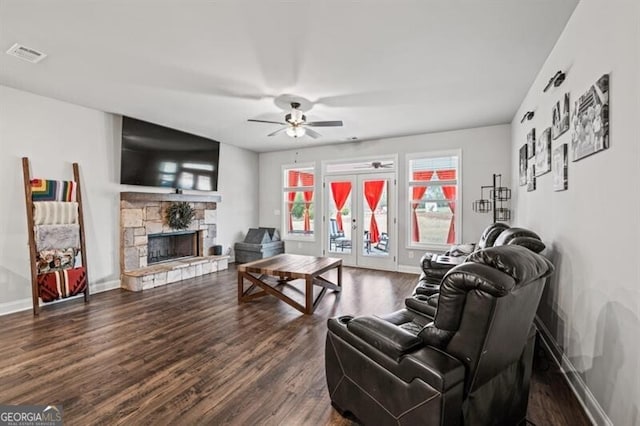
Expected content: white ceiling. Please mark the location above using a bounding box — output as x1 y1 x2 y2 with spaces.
0 0 579 153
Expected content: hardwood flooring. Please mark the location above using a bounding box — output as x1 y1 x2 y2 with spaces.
0 265 590 425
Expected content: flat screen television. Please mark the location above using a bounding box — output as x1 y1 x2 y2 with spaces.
120 116 220 191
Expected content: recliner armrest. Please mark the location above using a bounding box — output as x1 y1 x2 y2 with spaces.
346 316 423 360
405 294 439 318
327 316 465 391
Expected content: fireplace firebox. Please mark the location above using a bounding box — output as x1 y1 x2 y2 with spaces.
148 231 198 265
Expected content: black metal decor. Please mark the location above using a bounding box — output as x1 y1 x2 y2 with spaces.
543 70 566 92
520 111 535 123
472 174 511 223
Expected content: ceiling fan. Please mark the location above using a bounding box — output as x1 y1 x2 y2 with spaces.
353 161 395 169
248 102 343 138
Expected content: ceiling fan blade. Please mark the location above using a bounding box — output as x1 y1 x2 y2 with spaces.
267 127 288 137
248 119 287 125
305 128 322 139
305 120 344 127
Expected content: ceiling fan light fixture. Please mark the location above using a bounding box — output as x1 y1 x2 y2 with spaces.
290 109 304 123
286 126 306 138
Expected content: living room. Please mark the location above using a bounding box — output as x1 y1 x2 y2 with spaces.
0 1 638 425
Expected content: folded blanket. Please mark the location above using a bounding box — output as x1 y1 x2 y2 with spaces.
35 224 80 251
37 266 87 302
33 202 78 225
31 179 77 202
36 248 76 274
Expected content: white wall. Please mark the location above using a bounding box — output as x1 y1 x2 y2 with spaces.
510 1 640 424
217 142 259 258
258 124 511 268
0 85 259 314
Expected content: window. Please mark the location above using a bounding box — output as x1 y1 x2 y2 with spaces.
407 152 460 248
283 165 315 239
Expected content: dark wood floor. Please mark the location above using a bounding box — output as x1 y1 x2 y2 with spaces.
0 265 590 425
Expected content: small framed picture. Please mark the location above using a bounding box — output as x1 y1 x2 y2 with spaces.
552 102 561 139
553 144 568 191
526 129 536 159
561 93 570 134
535 128 552 177
552 93 570 140
519 145 528 186
527 164 536 192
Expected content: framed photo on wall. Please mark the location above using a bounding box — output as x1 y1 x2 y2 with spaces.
527 164 536 192
553 144 568 191
526 129 536 159
561 93 570 134
552 93 570 140
552 102 561 139
519 144 528 186
571 74 610 161
535 127 552 176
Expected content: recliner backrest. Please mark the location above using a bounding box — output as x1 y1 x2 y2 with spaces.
494 227 545 253
419 245 554 395
476 222 510 250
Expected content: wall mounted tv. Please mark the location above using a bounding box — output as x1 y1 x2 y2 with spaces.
120 116 220 191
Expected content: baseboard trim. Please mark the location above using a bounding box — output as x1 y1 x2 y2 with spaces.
0 279 122 317
0 298 32 316
91 279 121 294
534 316 611 426
398 265 421 274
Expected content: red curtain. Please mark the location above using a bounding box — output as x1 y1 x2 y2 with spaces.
300 172 314 232
411 171 434 242
436 169 456 244
330 182 352 231
287 170 299 231
364 180 385 244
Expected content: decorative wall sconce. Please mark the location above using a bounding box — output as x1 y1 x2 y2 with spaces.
472 174 511 223
543 70 566 92
520 111 535 123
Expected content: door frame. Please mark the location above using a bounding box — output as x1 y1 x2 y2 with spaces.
321 156 398 271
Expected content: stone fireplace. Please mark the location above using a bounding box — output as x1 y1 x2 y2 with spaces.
119 192 228 291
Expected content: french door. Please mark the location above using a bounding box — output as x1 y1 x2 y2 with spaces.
324 173 396 270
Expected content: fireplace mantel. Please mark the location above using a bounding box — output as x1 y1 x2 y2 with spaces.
121 191 222 203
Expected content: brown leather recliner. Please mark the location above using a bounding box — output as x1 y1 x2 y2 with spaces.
325 245 554 426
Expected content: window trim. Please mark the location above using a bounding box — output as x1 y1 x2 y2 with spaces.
405 150 462 251
282 162 317 242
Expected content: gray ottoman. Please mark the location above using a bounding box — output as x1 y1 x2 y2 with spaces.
234 228 285 264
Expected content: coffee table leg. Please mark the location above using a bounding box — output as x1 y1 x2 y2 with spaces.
305 276 313 314
237 272 244 303
337 263 342 288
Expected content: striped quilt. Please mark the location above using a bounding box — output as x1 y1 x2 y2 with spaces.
37 266 87 302
31 179 77 202
33 202 79 225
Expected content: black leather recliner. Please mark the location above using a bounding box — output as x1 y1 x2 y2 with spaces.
417 222 510 290
416 225 545 299
325 245 554 426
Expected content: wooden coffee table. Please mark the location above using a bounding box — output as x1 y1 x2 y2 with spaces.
237 254 342 314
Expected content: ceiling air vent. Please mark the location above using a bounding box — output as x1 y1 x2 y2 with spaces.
6 43 47 63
